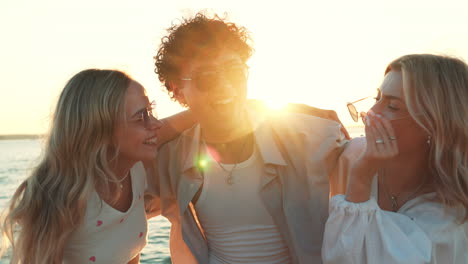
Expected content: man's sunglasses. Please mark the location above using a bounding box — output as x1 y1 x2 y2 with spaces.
180 64 248 92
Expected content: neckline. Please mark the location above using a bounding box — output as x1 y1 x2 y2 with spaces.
202 140 257 170
373 174 437 212
96 165 137 214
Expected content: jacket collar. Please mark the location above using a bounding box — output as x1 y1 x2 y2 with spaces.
180 108 287 173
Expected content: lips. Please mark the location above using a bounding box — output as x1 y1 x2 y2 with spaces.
143 136 158 145
210 96 237 111
212 97 234 105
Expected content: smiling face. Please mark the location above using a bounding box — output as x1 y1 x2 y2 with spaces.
371 70 429 154
174 49 249 141
113 81 162 167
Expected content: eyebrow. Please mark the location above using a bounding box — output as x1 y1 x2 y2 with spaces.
377 88 403 101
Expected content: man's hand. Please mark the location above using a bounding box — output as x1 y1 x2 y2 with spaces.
284 103 351 139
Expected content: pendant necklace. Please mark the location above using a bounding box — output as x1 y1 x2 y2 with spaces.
108 172 130 190
380 169 427 212
201 134 250 185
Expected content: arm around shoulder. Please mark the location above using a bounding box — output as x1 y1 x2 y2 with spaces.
143 159 161 219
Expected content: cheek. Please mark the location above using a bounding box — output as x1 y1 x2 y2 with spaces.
392 120 427 151
115 127 144 148
113 127 126 147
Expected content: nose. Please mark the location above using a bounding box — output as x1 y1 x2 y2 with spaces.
147 116 163 130
216 74 235 90
370 102 384 115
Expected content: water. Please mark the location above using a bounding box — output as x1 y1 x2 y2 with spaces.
0 127 365 263
0 139 172 264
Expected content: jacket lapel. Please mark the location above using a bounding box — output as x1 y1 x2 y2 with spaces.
176 125 204 217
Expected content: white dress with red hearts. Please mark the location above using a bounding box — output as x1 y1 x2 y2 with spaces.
63 162 148 263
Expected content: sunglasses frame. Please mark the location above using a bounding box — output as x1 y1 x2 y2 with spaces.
140 100 157 129
346 96 373 122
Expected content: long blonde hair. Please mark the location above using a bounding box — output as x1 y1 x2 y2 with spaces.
387 54 468 220
1 69 132 263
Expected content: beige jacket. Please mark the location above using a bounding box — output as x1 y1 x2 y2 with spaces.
146 110 347 264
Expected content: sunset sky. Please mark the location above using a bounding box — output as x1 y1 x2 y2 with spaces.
1 0 468 135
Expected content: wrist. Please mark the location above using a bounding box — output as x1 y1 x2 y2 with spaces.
345 163 377 203
345 178 373 203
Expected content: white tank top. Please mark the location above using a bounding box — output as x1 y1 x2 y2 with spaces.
195 145 291 264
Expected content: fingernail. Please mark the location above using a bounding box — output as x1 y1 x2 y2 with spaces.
366 116 371 126
376 114 383 118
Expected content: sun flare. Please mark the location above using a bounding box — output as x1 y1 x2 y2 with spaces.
263 98 289 111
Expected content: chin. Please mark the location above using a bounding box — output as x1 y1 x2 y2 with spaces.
143 149 158 161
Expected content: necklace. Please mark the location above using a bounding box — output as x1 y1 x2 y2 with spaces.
108 172 130 189
203 134 251 185
380 169 427 212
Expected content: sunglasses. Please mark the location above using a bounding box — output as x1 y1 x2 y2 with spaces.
347 95 411 122
180 64 248 92
346 96 373 122
133 100 158 128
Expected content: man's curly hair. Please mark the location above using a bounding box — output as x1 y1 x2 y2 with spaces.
154 12 253 104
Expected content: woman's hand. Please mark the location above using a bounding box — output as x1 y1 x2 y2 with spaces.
346 110 399 202
360 110 399 165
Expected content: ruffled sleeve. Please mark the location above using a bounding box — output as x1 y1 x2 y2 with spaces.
322 195 432 264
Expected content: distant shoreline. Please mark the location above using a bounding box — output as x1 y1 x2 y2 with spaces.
0 135 43 140
0 126 364 140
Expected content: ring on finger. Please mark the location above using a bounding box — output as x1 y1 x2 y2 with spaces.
389 136 397 141
375 139 385 144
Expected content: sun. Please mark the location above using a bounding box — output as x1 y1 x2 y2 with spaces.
263 97 289 111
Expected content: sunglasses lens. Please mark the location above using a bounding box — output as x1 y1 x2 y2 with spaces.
347 104 358 122
142 110 149 127
195 71 219 91
143 101 157 128
226 66 247 83
195 65 247 91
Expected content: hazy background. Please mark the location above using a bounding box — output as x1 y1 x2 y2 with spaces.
2 0 468 135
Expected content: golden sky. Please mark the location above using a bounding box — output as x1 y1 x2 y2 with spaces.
1 0 468 134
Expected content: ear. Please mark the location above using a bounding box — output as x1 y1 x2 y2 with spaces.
169 82 187 105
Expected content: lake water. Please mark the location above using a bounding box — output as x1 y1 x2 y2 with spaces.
0 127 364 263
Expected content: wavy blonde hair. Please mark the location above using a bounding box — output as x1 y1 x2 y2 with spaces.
386 54 468 220
1 69 131 263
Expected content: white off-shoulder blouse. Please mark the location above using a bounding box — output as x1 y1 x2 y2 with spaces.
322 139 468 264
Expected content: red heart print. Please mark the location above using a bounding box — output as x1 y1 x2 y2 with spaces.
139 232 143 238
89 256 96 262
96 220 103 227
